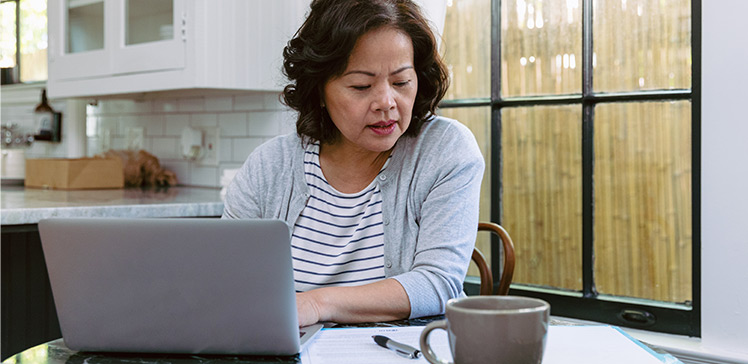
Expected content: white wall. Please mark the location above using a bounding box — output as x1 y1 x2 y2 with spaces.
84 93 296 188
700 0 748 358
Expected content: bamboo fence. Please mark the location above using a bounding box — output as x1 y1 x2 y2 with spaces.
440 0 692 303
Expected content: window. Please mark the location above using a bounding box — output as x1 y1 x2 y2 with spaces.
0 0 48 83
440 0 699 336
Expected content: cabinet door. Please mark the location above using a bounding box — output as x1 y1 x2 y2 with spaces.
48 0 113 81
110 0 186 75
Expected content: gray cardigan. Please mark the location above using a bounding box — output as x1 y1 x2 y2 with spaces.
222 116 485 318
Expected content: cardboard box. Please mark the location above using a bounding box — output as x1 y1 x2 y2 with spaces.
25 158 124 190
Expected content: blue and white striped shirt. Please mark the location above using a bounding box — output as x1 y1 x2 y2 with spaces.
291 143 388 292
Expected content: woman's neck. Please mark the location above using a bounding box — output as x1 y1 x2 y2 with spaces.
318 142 392 194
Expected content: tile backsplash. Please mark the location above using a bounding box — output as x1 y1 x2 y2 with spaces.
85 92 296 188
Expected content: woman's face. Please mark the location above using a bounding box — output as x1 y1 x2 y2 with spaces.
322 26 418 154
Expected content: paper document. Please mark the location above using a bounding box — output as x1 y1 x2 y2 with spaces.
300 326 451 364
542 325 682 364
300 325 682 364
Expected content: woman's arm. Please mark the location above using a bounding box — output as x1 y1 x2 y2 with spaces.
296 278 411 326
391 119 486 318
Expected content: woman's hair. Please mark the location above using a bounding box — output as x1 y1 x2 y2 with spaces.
282 0 450 144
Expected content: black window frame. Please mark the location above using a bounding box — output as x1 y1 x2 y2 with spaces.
445 0 700 336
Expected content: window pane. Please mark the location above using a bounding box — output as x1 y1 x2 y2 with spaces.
1 1 17 69
67 0 104 53
594 101 692 303
19 0 47 82
438 106 491 277
126 0 173 45
593 0 692 92
441 0 491 100
501 0 582 97
502 105 583 291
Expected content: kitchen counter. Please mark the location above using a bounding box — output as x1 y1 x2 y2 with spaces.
0 186 224 225
0 186 225 360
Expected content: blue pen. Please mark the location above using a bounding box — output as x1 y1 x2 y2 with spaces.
372 335 422 359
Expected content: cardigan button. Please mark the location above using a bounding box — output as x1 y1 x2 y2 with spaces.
385 261 392 268
378 175 387 181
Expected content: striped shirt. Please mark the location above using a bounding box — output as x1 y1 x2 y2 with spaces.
291 142 388 292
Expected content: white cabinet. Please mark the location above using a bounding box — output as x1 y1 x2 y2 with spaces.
47 0 308 99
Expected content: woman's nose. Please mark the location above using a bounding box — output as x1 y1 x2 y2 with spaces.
372 86 396 112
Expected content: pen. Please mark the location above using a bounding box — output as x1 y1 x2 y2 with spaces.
372 335 421 359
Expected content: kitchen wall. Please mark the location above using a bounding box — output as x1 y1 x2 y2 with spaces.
84 92 296 188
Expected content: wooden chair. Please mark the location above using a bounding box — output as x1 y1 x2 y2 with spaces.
471 222 516 295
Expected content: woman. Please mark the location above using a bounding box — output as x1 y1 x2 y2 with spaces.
223 0 484 326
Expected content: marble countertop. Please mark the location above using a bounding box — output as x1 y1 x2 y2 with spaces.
0 186 224 225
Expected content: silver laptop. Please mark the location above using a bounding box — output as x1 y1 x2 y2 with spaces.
38 217 322 356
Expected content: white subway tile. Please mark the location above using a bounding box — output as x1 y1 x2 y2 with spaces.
99 116 121 136
144 115 166 137
205 96 233 112
233 93 265 111
119 114 165 137
87 138 100 156
189 165 219 187
153 99 180 113
218 113 248 136
165 114 190 136
119 115 147 128
97 99 153 114
263 92 285 110
111 136 126 150
150 137 180 159
178 97 206 112
190 113 218 127
248 111 282 137
219 137 233 162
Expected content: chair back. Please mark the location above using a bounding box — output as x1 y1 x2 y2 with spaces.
471 222 516 295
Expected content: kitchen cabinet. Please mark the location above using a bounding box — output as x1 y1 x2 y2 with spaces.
47 0 308 99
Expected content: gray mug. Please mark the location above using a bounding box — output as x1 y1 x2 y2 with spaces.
419 296 550 364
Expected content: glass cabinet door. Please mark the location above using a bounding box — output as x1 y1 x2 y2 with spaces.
125 0 174 45
48 0 112 80
67 0 105 53
111 0 185 75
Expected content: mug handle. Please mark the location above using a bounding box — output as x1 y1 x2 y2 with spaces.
420 320 452 364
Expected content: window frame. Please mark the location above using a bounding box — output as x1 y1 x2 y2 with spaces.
445 0 701 336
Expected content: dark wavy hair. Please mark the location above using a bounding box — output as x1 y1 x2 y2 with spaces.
281 0 450 144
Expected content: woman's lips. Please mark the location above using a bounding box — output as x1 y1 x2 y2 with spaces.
368 120 397 135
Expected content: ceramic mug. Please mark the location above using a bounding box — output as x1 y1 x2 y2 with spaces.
419 296 550 364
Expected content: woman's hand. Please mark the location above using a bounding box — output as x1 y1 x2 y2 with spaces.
294 279 410 326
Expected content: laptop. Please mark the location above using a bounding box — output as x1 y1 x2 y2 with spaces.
38 217 322 356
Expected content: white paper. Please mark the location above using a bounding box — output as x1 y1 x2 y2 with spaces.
542 325 675 364
300 325 678 364
300 326 452 364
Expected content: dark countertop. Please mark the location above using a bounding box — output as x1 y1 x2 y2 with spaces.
2 317 442 364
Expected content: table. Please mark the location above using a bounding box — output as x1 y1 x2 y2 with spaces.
1 317 438 364
2 317 681 364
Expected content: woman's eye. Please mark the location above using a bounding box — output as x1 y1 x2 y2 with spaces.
351 85 370 90
394 80 411 87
